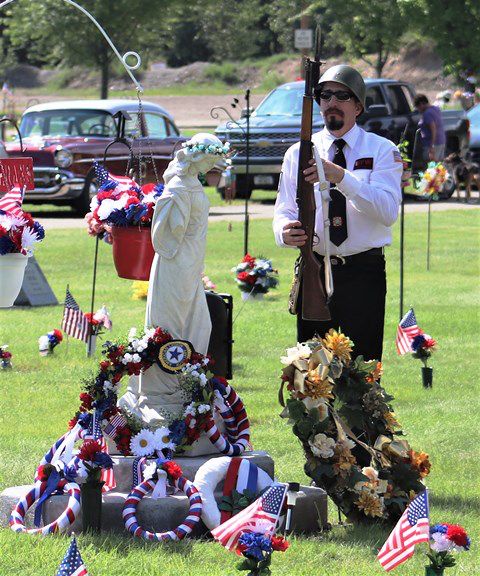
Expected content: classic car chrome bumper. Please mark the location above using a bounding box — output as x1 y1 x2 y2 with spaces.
24 167 85 201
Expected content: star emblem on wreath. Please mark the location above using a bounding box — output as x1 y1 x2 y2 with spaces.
157 340 194 373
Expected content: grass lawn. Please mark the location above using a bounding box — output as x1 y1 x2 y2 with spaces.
0 210 479 575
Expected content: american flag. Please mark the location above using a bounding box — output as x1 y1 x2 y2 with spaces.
103 413 128 439
93 161 138 191
55 534 89 576
85 412 116 492
211 483 287 551
377 491 430 571
396 308 421 355
61 288 89 343
0 185 25 217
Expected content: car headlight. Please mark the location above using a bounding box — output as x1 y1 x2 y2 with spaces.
55 148 73 168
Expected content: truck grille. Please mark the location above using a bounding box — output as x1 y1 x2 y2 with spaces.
232 144 291 159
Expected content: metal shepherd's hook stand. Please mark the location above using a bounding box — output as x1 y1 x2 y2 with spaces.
211 88 252 256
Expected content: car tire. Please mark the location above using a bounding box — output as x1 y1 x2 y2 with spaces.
438 166 456 200
73 170 98 216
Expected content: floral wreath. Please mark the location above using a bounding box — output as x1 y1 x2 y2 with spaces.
232 253 279 295
279 329 431 524
123 460 203 541
182 141 230 156
68 326 250 459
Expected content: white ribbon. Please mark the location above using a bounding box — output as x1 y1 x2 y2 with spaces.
51 423 82 466
151 470 167 500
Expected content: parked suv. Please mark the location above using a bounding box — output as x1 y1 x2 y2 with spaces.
3 99 185 214
215 79 469 199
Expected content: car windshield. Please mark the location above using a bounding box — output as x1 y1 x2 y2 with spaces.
254 85 322 117
19 109 118 138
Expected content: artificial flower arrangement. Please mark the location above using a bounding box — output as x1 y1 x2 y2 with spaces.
202 275 217 291
76 439 114 483
69 326 224 458
0 344 12 368
0 209 45 256
236 531 289 576
416 162 448 199
233 254 279 296
132 281 149 300
84 305 112 336
427 524 470 575
85 162 164 240
38 329 63 356
411 333 437 368
279 329 431 524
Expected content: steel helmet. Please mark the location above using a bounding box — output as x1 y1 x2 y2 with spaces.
316 64 366 109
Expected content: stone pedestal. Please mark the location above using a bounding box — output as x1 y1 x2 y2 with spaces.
0 451 328 535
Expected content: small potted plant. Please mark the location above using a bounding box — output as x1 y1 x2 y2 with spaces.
85 163 164 281
38 329 63 356
77 439 113 533
0 197 45 307
426 523 470 576
411 332 437 388
232 254 279 301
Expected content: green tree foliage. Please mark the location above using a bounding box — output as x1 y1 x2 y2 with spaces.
308 0 407 77
407 0 480 79
1 0 172 97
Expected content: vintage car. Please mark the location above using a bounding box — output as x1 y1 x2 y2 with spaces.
3 99 186 213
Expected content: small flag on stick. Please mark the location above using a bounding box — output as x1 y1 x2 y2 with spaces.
396 308 421 355
377 490 430 571
211 483 287 552
61 287 89 343
55 534 89 576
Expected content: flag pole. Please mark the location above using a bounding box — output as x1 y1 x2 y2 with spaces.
87 236 100 357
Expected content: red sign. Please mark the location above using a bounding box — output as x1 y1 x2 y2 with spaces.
0 158 35 191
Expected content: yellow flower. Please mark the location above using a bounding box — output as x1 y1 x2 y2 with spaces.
304 369 334 399
132 281 149 300
366 361 383 383
383 411 401 432
321 329 353 363
355 492 384 517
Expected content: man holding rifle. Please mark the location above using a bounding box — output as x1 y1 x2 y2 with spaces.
273 64 402 361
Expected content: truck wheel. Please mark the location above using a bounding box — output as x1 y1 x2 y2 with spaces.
73 171 98 216
438 167 456 200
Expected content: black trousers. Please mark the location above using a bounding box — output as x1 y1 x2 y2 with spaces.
296 254 387 361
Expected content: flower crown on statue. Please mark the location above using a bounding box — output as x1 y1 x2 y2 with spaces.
182 141 230 156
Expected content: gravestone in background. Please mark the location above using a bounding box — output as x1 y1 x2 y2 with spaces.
13 256 58 307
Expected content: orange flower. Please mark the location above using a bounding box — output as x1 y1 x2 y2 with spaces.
322 329 353 363
355 492 384 517
383 411 401 432
305 370 334 399
408 450 431 478
366 361 383 383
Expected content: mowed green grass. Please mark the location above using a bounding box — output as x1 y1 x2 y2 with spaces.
0 210 479 575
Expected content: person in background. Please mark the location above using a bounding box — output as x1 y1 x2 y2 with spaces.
414 94 446 162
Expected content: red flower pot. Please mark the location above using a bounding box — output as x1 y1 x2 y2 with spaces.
111 226 154 281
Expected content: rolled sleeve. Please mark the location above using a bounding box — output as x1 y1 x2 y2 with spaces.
337 142 403 226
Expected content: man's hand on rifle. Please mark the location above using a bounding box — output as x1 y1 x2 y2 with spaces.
282 221 307 247
303 158 345 185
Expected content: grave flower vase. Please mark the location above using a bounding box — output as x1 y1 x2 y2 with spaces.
241 291 264 302
0 253 28 307
422 366 433 388
81 478 104 533
425 567 444 576
111 226 154 281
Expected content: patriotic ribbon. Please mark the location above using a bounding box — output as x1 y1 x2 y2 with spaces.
220 458 242 524
33 469 61 527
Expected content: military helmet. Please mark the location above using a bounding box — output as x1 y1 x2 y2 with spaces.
316 64 366 109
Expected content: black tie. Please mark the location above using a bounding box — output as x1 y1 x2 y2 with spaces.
329 139 348 246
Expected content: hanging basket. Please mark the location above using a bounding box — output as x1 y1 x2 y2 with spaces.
111 226 154 281
0 253 28 307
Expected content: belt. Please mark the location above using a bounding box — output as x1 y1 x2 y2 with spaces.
315 247 384 266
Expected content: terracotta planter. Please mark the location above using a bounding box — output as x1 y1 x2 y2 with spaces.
111 226 154 281
81 479 104 533
0 253 28 307
422 366 433 388
241 291 264 302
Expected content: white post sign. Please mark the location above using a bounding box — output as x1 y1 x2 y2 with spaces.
294 29 313 50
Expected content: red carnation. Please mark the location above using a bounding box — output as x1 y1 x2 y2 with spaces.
141 183 156 194
37 464 55 481
100 360 112 372
424 338 437 349
236 541 248 556
163 461 183 480
112 372 123 384
446 524 469 548
79 392 93 410
153 327 172 344
97 190 115 202
271 535 289 552
242 253 255 266
78 439 102 462
53 329 63 341
125 196 140 207
0 225 7 236
68 416 78 429
3 351 12 359
84 313 100 325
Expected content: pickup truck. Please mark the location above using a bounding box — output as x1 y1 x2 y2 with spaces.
215 78 470 199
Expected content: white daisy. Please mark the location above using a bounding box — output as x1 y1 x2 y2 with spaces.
130 429 155 457
153 427 176 451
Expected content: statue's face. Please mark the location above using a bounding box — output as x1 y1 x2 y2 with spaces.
191 154 219 175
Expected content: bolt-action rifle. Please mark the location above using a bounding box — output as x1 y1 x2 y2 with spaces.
296 27 331 321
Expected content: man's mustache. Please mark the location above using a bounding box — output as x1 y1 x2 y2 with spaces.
326 108 344 116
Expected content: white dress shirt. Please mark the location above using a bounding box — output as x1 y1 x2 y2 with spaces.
273 124 403 256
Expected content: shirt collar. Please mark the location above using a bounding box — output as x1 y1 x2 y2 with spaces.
318 123 360 152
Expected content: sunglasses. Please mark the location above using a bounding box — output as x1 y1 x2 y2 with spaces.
318 90 354 102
